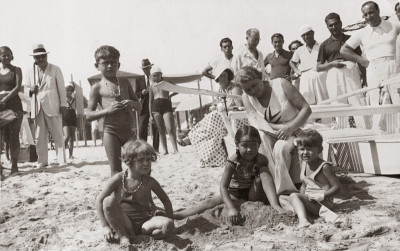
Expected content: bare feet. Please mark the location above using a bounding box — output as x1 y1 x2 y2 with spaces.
119 236 131 247
298 219 312 228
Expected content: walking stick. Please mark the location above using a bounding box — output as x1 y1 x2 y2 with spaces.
33 62 38 137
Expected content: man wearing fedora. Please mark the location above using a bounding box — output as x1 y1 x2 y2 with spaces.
24 44 67 168
133 58 159 152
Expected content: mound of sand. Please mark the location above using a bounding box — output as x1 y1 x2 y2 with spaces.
1 142 400 250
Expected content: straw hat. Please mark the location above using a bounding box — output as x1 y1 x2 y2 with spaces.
215 67 234 82
30 44 50 56
150 65 162 75
140 58 153 69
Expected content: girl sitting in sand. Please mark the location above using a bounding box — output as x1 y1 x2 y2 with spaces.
95 140 174 247
279 129 341 227
175 125 285 224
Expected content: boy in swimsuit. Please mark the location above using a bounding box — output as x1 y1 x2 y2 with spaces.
279 129 341 227
87 45 141 176
96 140 174 247
149 66 178 154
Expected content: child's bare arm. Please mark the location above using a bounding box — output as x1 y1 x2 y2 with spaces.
122 80 141 111
220 163 235 209
322 163 341 198
149 178 174 219
95 173 122 228
86 83 109 121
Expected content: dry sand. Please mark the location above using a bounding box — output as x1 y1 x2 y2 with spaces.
1 141 400 250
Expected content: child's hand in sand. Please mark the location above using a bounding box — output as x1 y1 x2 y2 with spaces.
108 101 124 114
101 226 114 241
227 208 241 225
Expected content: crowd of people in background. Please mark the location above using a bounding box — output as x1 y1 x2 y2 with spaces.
1 1 400 248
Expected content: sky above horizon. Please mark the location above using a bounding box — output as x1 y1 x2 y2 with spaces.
1 0 398 97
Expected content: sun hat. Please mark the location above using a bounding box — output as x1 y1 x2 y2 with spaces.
66 82 75 90
140 58 153 69
150 65 162 75
30 44 50 56
299 24 313 36
215 67 234 82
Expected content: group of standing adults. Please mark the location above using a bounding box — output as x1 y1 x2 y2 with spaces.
180 0 400 193
1 43 78 175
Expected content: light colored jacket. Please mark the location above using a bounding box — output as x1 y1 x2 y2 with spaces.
24 63 67 118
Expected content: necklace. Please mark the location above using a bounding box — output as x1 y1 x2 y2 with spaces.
122 169 144 196
104 78 121 100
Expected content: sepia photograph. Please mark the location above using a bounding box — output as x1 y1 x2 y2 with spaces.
1 0 400 250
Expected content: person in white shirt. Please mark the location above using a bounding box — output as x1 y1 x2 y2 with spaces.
341 1 400 130
290 25 328 105
202 37 235 79
233 28 267 80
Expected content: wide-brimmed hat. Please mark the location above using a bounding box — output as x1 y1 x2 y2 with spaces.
140 58 153 69
30 44 50 56
299 24 313 36
215 67 234 82
150 65 162 75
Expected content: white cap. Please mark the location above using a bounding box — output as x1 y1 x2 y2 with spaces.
150 65 162 75
299 24 313 36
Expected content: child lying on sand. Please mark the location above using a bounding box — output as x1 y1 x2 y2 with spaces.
279 129 341 227
95 140 174 247
175 125 285 224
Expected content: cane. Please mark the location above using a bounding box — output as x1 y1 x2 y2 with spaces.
33 62 38 135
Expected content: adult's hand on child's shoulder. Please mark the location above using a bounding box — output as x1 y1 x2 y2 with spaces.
307 192 325 202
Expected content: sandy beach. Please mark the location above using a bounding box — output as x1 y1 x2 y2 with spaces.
1 141 400 250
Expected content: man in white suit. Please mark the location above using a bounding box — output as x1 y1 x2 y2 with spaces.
25 44 67 167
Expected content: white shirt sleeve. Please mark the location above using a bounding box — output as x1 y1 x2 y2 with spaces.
291 48 300 63
346 31 363 49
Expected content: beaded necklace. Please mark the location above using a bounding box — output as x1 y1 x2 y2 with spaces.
122 169 144 196
104 78 121 100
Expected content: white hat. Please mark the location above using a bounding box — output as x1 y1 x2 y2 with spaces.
150 65 162 75
65 82 75 90
299 25 313 36
30 44 50 56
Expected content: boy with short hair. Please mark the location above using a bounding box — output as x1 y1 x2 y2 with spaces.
86 45 141 176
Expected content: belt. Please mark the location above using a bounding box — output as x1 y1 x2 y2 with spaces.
370 56 395 63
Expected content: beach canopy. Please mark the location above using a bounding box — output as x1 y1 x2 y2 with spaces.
87 71 202 85
175 95 213 111
87 71 142 85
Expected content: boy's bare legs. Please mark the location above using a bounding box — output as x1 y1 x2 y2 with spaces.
289 193 311 227
103 133 122 176
63 126 76 159
92 129 98 146
103 194 134 245
153 112 168 155
279 195 294 212
174 196 223 220
141 216 175 239
163 112 178 154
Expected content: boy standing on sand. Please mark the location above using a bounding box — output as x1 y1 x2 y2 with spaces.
86 45 141 176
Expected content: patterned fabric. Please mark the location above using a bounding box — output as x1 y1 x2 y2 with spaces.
216 82 240 107
227 159 259 189
188 111 248 167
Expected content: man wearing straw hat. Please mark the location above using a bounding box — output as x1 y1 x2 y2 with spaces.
134 58 159 152
341 1 400 131
24 44 67 168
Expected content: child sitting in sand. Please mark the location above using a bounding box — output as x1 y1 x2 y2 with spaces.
86 45 141 176
95 140 175 247
175 125 286 224
279 129 341 227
